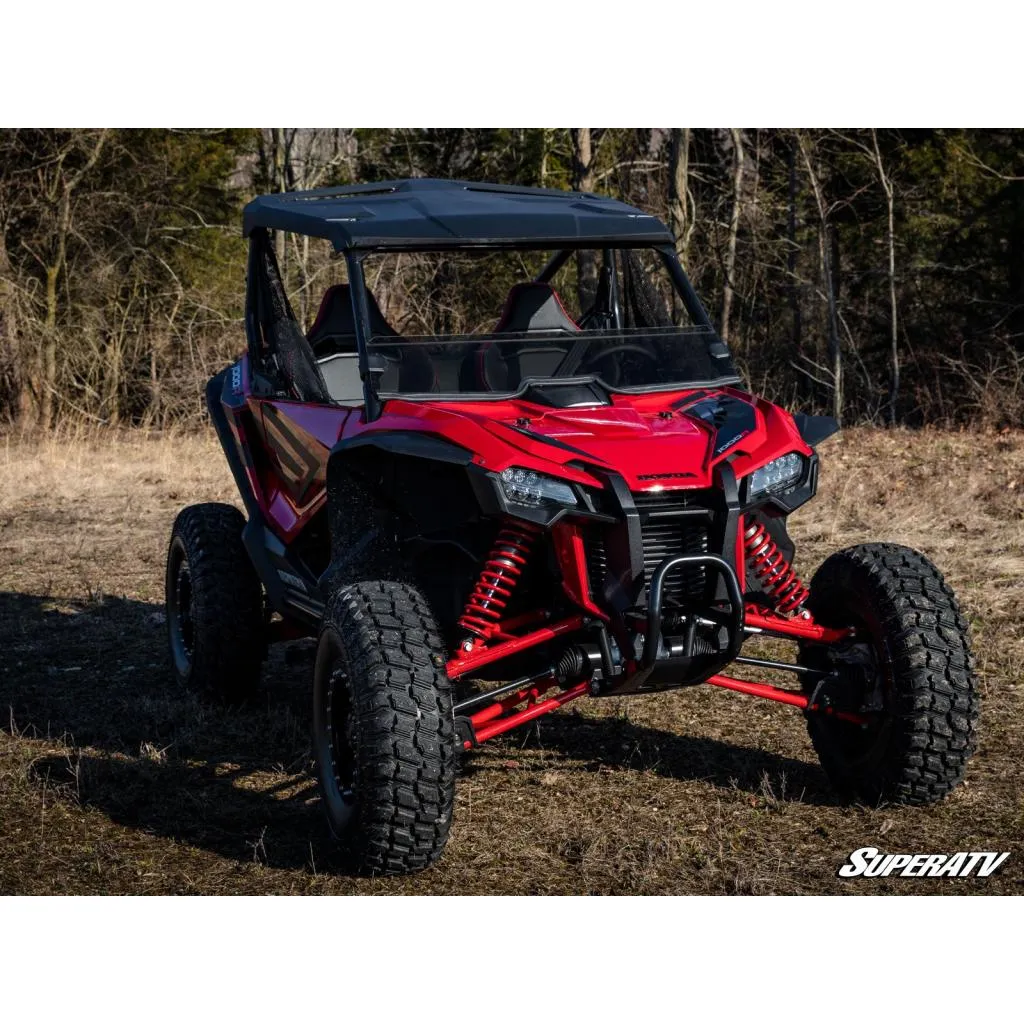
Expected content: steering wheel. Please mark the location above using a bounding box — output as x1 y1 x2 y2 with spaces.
578 343 659 386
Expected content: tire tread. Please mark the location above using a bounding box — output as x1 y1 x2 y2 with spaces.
805 542 978 805
167 502 264 700
319 580 455 874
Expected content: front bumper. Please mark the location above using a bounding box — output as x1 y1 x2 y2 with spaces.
610 553 745 693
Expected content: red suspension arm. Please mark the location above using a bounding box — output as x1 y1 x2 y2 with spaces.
744 607 853 644
706 673 867 724
447 614 586 680
464 680 591 749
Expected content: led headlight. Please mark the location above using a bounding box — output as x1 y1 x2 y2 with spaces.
499 467 578 508
748 452 805 498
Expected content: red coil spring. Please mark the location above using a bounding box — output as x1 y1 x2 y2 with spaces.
459 520 542 641
743 519 810 615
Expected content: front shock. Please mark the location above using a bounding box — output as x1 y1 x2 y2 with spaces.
458 519 543 644
742 518 810 615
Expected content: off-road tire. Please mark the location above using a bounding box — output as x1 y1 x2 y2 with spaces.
802 543 978 805
166 503 264 701
313 580 456 874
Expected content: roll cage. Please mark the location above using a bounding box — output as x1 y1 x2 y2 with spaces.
242 179 721 419
245 233 720 419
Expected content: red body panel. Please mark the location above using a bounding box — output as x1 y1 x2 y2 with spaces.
550 521 608 621
341 387 811 493
217 352 862 741
231 351 811 548
248 393 352 544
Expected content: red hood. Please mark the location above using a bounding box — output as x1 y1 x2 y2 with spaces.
352 388 808 493
480 400 716 488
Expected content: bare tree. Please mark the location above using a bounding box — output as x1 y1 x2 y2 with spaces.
798 132 843 423
787 138 802 355
32 130 110 427
570 128 598 310
871 130 900 425
668 128 694 323
720 128 746 345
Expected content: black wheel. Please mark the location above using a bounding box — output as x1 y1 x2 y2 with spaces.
165 503 264 701
313 580 456 874
800 543 979 805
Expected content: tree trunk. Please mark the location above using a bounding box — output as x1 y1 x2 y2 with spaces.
42 261 60 428
150 344 161 428
828 227 843 423
570 128 598 312
787 138 801 356
668 128 693 324
271 128 287 272
0 219 34 425
799 135 843 424
720 128 745 345
871 130 899 425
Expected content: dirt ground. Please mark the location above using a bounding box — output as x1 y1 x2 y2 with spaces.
0 426 1021 894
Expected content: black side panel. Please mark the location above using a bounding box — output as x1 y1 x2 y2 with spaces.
333 431 474 466
792 412 840 448
206 370 260 521
206 369 322 630
323 435 471 591
676 393 757 457
714 461 742 600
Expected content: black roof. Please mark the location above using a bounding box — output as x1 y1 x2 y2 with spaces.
242 178 673 251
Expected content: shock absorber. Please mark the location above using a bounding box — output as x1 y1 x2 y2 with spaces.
743 519 810 615
459 519 543 643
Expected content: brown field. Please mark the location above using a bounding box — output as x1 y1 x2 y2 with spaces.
1 427 1021 894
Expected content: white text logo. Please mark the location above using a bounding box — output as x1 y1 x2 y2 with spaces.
838 846 1009 878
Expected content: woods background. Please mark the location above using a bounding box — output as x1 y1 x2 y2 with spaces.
2 127 1022 432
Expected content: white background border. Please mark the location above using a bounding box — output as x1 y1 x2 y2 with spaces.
1 1 1018 124
0 895 1014 1020
1 3 1015 1016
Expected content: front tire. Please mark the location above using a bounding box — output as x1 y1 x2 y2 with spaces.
165 503 265 701
313 580 456 874
801 543 978 805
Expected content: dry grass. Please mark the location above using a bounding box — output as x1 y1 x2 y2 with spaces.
1 426 1021 894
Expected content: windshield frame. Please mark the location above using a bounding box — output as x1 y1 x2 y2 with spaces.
343 243 726 416
366 325 741 402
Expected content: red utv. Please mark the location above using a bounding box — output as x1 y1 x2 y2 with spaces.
166 179 978 874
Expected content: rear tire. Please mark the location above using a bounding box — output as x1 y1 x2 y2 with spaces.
165 503 264 701
313 580 456 874
801 543 978 805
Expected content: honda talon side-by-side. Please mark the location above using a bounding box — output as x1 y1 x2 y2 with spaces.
166 179 979 874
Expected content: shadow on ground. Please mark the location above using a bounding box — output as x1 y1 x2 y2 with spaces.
2 589 837 873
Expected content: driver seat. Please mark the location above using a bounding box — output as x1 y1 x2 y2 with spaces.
494 283 580 334
468 283 580 391
307 284 435 400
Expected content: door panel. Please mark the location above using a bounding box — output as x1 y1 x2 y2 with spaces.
257 399 354 543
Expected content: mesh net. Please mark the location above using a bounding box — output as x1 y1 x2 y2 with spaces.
249 230 330 404
620 249 672 329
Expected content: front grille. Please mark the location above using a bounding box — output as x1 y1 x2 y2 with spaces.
638 519 709 604
586 490 713 608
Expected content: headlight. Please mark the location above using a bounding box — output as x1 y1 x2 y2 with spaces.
499 467 578 508
748 452 805 498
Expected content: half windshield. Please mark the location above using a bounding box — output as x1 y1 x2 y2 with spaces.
368 326 740 398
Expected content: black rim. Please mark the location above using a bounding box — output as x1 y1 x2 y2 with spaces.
167 538 194 677
327 663 358 805
813 610 894 764
314 634 359 831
